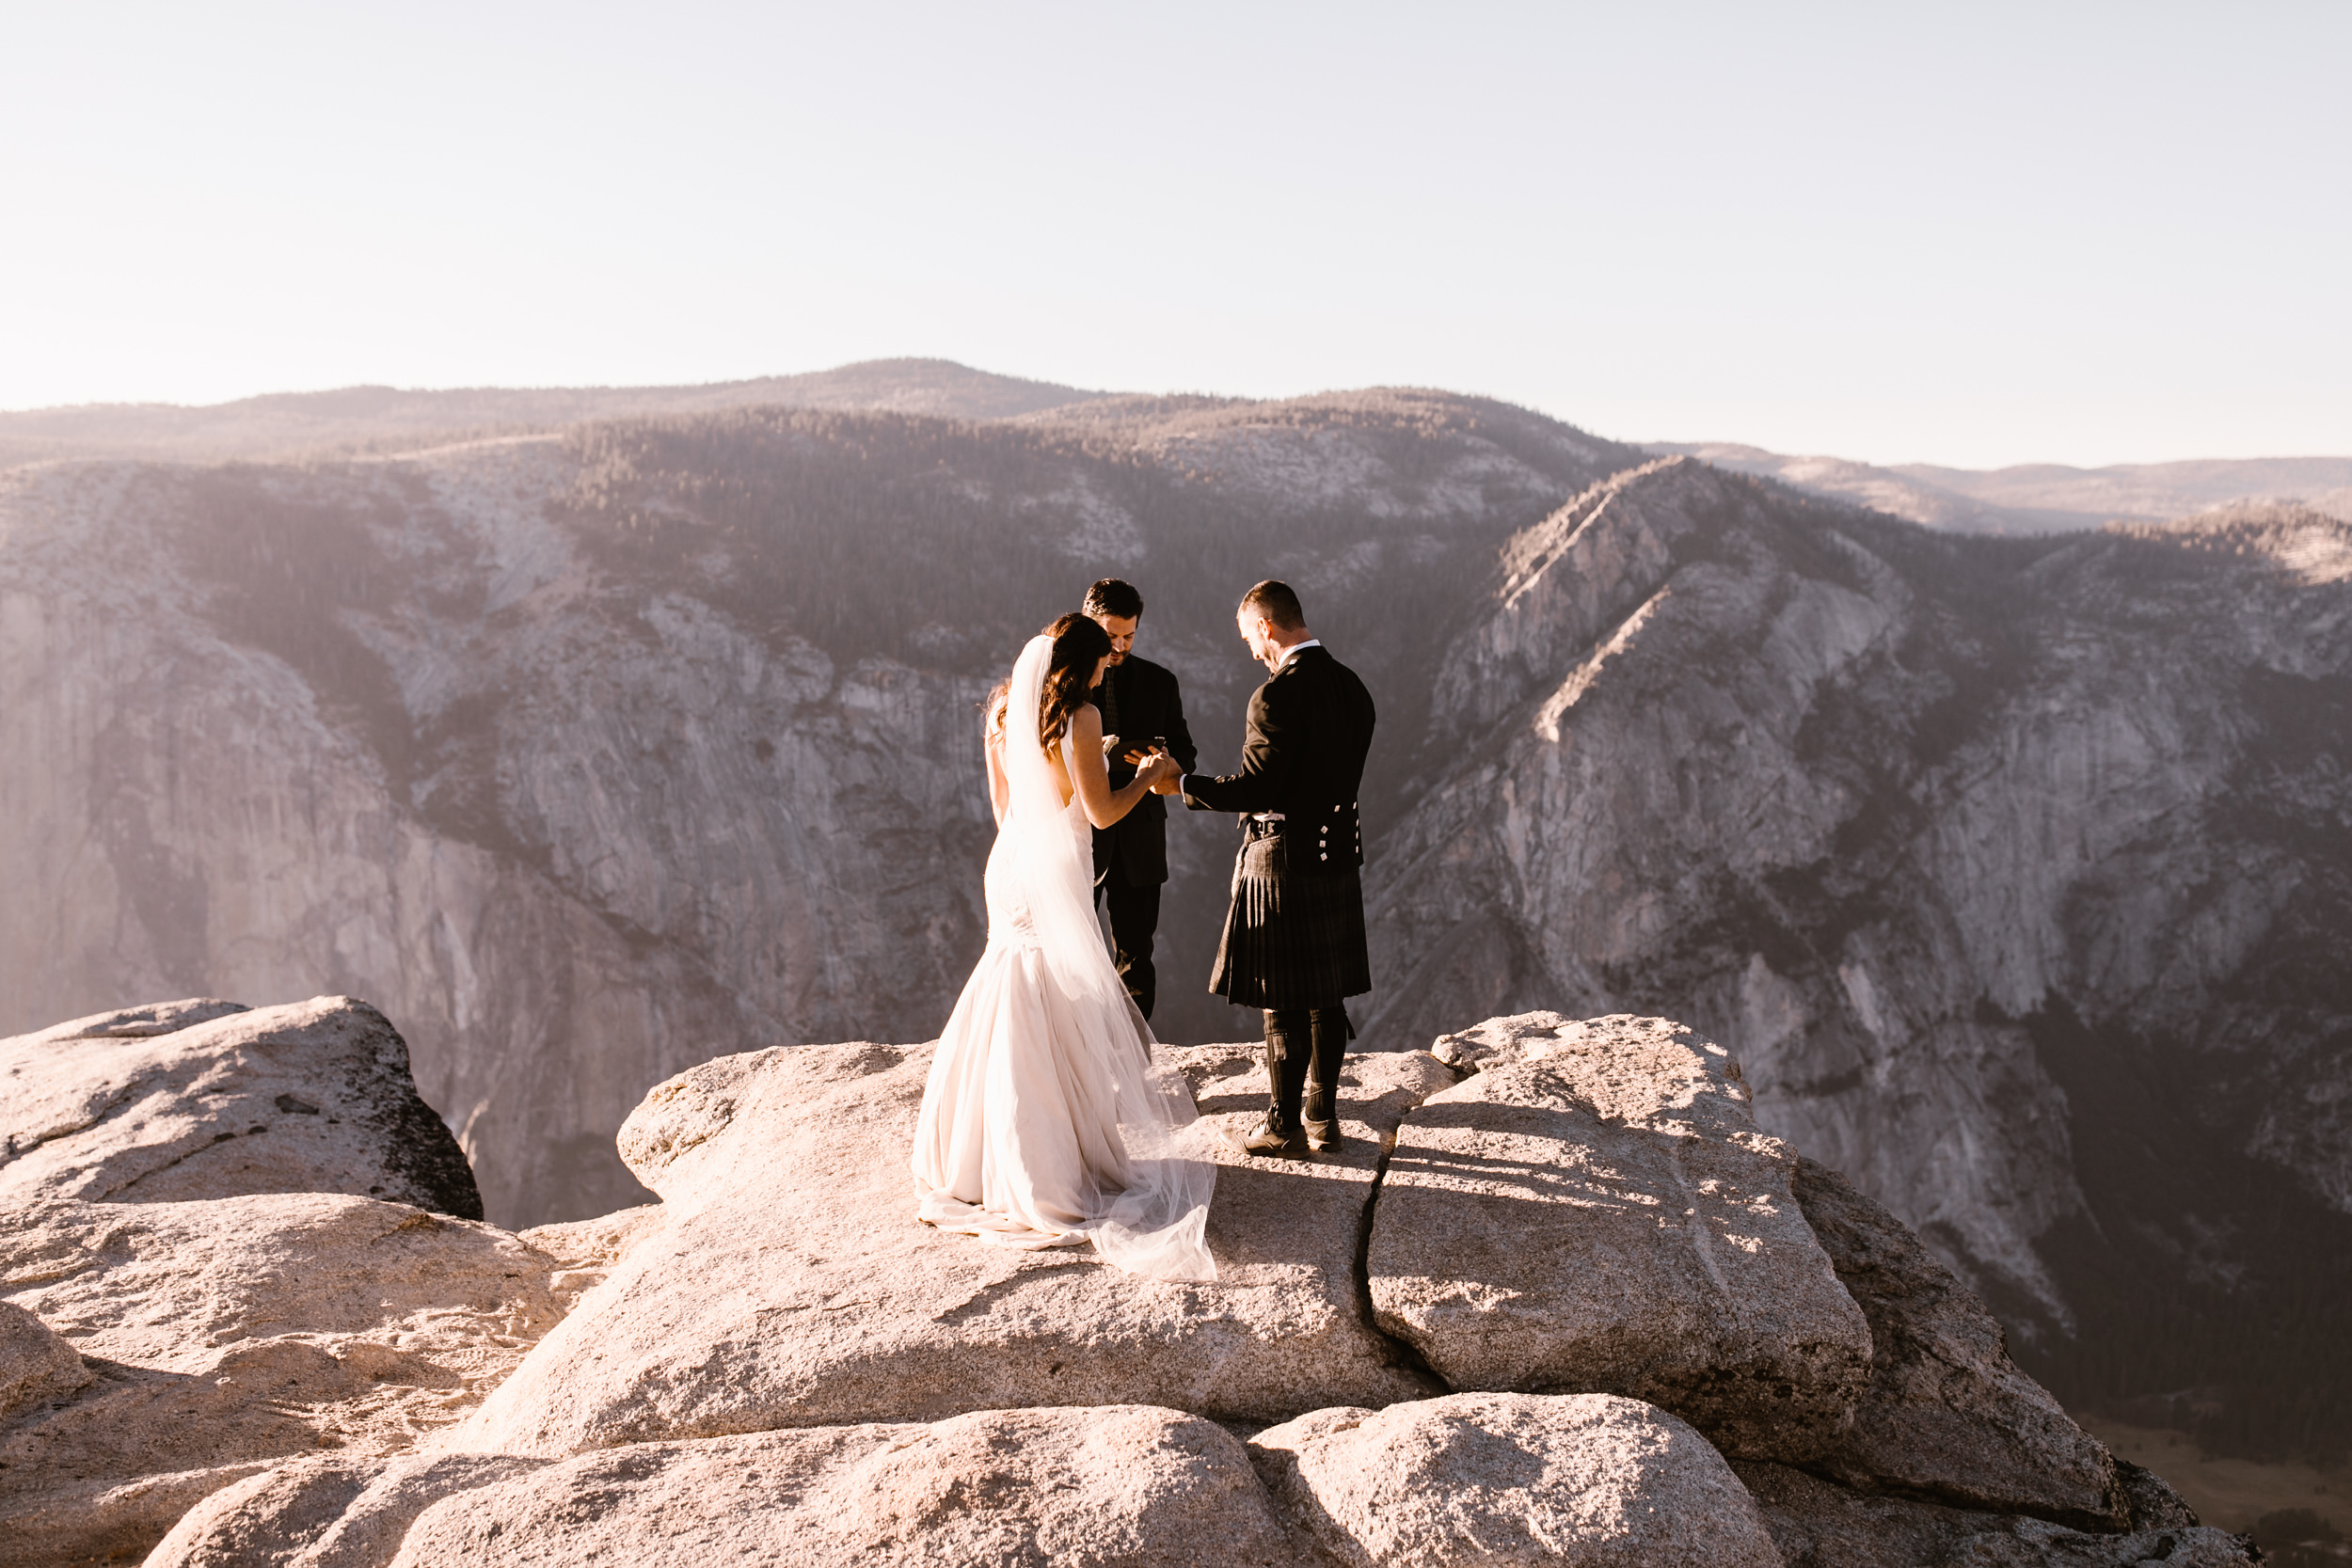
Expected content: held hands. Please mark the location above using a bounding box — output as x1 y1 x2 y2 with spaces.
1135 751 1183 794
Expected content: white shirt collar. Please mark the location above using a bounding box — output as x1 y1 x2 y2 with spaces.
1276 638 1323 671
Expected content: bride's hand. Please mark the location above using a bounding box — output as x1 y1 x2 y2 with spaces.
1140 753 1182 792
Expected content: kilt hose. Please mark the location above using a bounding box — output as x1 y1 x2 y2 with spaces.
1209 819 1372 1009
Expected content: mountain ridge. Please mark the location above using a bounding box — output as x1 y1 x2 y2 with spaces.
0 358 1109 467
10 357 2345 536
1648 440 2352 535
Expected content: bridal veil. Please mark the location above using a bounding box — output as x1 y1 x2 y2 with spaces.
909 632 1217 1281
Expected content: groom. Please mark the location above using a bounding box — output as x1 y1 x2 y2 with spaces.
1161 580 1375 1157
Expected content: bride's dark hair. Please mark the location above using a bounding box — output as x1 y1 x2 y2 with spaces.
1038 612 1112 753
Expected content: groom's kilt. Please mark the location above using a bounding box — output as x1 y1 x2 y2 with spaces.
1210 821 1371 1009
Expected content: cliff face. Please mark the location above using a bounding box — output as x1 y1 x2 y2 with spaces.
0 395 1637 1226
1365 458 2352 1449
0 443 993 1223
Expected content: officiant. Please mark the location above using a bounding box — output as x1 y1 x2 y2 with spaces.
1084 578 1197 1022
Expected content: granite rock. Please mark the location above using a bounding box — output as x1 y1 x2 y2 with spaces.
163 1406 1292 1567
27 998 253 1039
420 1406 1287 1567
1426 1010 1583 1073
147 1454 551 1568
1791 1155 2122 1526
2113 1459 2201 1531
0 1300 89 1419
7 1003 2255 1567
0 1192 564 1567
1368 1015 1872 1463
517 1203 668 1310
450 1041 1450 1456
0 996 481 1218
1733 1459 2257 1567
1249 1391 1783 1568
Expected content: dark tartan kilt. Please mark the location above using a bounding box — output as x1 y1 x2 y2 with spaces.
1209 826 1372 1009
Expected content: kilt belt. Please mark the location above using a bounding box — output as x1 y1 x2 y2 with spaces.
1208 816 1373 1009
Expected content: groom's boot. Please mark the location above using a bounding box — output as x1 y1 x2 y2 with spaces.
1242 1009 1311 1157
1301 1005 1351 1153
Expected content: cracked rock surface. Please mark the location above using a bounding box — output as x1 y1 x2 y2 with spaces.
1370 1014 1872 1463
0 995 482 1218
449 1042 1452 1456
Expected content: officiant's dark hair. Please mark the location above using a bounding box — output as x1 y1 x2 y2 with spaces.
1084 578 1144 620
1239 579 1306 630
1039 612 1113 752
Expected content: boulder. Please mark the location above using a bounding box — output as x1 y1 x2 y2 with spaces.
0 1193 565 1567
1368 1015 1872 1463
0 1300 89 1419
1790 1155 2122 1525
1248 1391 1782 1568
0 996 481 1218
449 1041 1452 1456
159 1406 1292 1567
148 1453 550 1568
1732 1459 2257 1567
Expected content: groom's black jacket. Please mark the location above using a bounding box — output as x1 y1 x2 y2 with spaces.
1090 654 1197 887
1182 645 1375 868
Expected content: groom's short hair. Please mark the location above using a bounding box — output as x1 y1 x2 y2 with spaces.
1084 578 1145 621
1239 579 1305 630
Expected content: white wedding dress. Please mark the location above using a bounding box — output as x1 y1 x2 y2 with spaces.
909 634 1218 1281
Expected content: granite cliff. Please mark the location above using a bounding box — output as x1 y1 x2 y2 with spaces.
1366 459 2352 1454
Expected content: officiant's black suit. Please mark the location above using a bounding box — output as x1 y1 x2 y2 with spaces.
1090 653 1196 1021
1182 643 1375 1148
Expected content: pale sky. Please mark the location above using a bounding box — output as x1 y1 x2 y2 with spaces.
4 3 2345 467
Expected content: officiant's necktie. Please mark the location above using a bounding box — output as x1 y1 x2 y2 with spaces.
1102 666 1122 737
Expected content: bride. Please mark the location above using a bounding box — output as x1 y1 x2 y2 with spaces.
910 613 1219 1281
